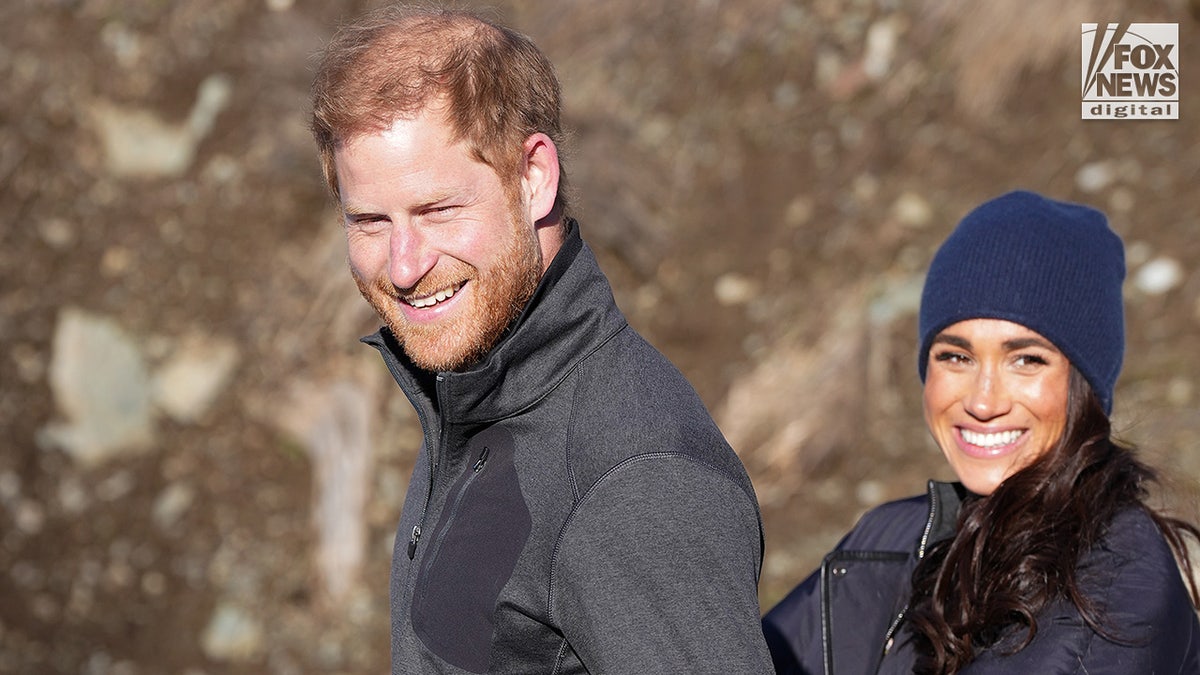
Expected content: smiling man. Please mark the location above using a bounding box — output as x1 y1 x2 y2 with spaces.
310 5 772 674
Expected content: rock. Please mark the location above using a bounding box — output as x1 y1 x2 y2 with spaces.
201 603 264 663
152 335 240 423
37 217 75 249
41 308 155 467
100 246 134 277
855 479 885 506
714 273 759 306
88 73 233 178
891 191 932 228
14 500 45 535
1075 160 1117 193
862 18 898 81
1133 256 1184 295
784 196 814 228
152 482 195 531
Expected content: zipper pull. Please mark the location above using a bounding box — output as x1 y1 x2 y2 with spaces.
473 446 491 472
407 525 422 560
881 607 907 657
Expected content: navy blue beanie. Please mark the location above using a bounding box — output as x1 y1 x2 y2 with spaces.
917 190 1126 414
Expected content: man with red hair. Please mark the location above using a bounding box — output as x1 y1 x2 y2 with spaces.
311 5 772 673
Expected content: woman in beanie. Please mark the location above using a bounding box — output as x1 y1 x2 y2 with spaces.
762 190 1200 674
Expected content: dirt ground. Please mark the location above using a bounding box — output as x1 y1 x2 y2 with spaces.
2 1 1199 673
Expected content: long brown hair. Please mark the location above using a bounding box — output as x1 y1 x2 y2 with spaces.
907 367 1200 674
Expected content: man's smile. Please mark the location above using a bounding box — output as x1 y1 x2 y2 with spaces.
404 282 464 309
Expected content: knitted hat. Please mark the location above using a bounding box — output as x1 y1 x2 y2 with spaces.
917 190 1126 413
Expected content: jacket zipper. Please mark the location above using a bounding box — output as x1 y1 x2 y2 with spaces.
880 482 941 658
473 445 490 472
369 341 440 564
408 373 448 561
413 445 490 576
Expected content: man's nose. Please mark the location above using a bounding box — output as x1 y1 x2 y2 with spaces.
388 223 436 291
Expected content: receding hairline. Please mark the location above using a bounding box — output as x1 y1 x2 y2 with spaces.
314 8 506 140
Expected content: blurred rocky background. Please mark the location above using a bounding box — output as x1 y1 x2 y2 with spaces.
2 0 1199 672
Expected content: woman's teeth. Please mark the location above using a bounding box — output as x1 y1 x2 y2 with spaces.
961 429 1022 448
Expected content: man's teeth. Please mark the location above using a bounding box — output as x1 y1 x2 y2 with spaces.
408 284 460 308
961 429 1022 448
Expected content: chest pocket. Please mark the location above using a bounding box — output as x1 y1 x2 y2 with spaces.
824 550 912 675
411 427 533 673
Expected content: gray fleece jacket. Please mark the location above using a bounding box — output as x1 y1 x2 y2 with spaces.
365 220 773 674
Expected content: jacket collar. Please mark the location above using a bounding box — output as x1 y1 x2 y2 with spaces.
363 219 628 426
921 480 970 557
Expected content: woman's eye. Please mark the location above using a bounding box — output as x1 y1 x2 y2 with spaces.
1013 354 1049 368
934 351 969 365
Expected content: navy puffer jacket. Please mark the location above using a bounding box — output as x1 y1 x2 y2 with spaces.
763 481 1200 674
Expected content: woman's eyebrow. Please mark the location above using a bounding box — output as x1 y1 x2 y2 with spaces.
932 334 971 350
1002 337 1056 351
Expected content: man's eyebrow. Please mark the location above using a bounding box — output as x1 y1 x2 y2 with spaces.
342 211 388 226
412 189 464 211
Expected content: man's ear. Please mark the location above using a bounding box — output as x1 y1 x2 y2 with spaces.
521 133 559 222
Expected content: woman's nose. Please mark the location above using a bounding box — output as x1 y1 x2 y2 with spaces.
964 368 1011 420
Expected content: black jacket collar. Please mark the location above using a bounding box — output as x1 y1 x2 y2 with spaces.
922 480 970 556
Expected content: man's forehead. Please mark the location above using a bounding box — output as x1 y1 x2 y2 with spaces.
338 97 458 143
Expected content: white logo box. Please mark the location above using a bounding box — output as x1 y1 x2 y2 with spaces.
1082 23 1178 120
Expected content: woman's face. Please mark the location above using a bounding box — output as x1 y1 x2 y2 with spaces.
923 318 1071 495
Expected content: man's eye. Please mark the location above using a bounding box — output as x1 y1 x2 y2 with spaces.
934 351 968 364
425 205 460 218
347 216 388 232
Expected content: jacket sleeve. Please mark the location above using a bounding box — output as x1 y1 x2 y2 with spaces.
549 453 774 674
